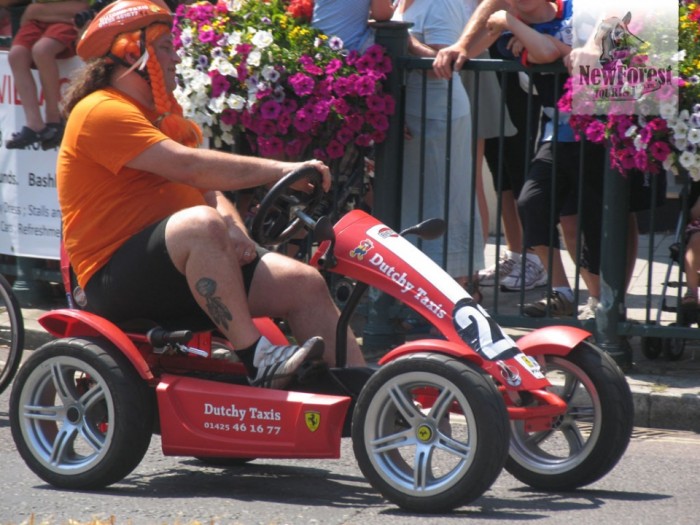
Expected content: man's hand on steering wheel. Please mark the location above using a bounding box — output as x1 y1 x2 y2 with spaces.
286 159 331 193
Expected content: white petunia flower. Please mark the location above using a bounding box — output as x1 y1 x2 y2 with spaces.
679 150 697 169
210 56 236 77
261 65 279 82
208 95 227 114
689 165 700 181
688 128 700 145
247 49 261 67
227 31 242 48
659 101 678 120
673 120 689 137
227 94 246 111
252 30 273 49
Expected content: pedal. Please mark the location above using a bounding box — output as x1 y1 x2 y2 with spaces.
295 359 329 385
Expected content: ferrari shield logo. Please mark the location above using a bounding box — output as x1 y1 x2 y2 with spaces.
305 411 320 432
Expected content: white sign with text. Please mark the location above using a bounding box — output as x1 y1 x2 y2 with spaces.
0 51 81 259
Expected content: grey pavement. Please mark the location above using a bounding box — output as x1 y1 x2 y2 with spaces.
14 230 700 434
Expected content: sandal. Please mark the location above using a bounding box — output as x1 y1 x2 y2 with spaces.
39 122 64 150
457 277 483 304
5 126 40 149
679 292 698 326
681 292 698 306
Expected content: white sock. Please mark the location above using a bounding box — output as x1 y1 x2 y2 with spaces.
525 252 542 266
507 250 522 262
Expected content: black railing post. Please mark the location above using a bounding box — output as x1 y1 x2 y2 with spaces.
13 256 44 307
595 148 632 368
361 21 410 356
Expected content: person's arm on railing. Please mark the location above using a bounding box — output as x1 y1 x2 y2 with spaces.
486 10 564 64
433 0 507 78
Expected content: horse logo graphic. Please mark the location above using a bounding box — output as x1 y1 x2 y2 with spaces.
595 11 645 66
305 411 320 432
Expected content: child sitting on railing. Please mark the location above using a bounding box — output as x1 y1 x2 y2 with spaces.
4 0 87 150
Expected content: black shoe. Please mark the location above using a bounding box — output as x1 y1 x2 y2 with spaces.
39 122 64 150
5 126 40 149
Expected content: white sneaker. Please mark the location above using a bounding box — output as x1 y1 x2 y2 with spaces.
500 254 547 292
578 296 599 320
250 336 325 389
478 252 520 287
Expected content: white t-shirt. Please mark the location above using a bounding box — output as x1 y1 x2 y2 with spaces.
393 0 471 120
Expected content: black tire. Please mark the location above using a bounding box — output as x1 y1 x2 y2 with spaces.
662 337 686 361
352 353 509 513
0 273 24 394
640 336 662 360
9 337 155 489
506 341 633 490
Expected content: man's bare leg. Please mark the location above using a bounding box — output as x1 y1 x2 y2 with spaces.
247 251 366 367
165 206 261 347
163 207 326 387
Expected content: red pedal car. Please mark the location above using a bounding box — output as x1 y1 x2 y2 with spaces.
10 168 633 512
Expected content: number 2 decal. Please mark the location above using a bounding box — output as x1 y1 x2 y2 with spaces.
452 297 520 361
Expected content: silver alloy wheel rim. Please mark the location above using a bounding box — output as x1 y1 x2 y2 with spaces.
17 355 115 475
509 356 602 474
363 370 478 497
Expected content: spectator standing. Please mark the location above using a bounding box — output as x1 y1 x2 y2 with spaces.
393 0 484 296
478 39 545 291
311 0 394 53
483 0 606 318
459 0 517 246
433 0 546 291
5 0 86 150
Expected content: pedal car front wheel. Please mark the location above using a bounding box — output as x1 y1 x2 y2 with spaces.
10 337 155 489
352 352 509 513
506 340 633 490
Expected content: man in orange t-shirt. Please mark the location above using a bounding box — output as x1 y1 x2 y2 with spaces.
57 0 365 389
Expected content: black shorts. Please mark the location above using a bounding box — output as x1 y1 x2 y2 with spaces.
83 217 266 330
518 141 605 273
483 69 541 196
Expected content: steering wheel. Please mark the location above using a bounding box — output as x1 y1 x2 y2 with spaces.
251 166 325 246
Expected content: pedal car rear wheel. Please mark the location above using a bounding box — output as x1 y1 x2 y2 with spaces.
0 273 24 395
506 341 633 490
10 337 155 489
352 353 509 513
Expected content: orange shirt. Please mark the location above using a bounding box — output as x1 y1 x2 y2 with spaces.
57 88 207 287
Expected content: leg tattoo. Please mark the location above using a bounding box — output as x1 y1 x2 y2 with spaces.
195 277 233 330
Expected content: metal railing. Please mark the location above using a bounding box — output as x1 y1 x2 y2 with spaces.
369 22 695 366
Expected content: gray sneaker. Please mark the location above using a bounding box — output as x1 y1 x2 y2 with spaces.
500 255 548 292
250 336 325 389
523 291 575 318
578 296 599 320
478 253 519 287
